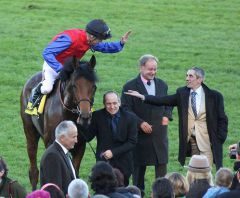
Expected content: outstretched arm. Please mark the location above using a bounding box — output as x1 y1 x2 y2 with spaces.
124 90 145 100
92 30 132 53
125 90 178 107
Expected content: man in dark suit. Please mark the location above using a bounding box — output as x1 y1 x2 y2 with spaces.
125 67 228 170
121 54 173 195
40 120 78 196
81 91 137 186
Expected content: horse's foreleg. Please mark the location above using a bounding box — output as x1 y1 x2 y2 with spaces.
24 124 40 190
72 139 86 177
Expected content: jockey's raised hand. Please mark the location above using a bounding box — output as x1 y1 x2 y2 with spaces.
120 31 132 45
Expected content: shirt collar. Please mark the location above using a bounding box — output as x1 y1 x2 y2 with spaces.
191 85 202 95
140 74 154 84
114 110 120 118
55 140 68 154
106 109 120 118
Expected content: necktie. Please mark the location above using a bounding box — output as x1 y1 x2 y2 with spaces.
111 115 118 137
66 151 72 161
191 91 197 117
66 152 76 179
147 80 151 86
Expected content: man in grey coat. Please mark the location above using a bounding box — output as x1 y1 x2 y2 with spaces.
121 54 173 196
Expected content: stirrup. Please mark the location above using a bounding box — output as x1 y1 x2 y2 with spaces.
26 101 34 110
25 95 47 116
25 106 38 116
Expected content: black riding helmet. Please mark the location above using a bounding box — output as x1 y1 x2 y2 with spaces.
86 19 112 40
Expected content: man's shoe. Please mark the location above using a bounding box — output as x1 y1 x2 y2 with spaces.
26 83 43 110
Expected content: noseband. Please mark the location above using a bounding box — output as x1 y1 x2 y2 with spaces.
76 98 93 114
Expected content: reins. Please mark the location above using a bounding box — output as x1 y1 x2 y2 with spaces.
58 81 80 114
58 82 92 114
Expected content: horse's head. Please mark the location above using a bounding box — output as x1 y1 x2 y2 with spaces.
61 55 97 125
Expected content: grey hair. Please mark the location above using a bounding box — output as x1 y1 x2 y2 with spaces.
55 120 77 140
139 54 159 66
191 67 205 80
68 179 89 198
103 91 121 105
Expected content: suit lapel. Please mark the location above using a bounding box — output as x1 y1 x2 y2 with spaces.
202 84 213 115
103 110 113 135
136 75 148 95
117 110 124 135
154 78 162 96
54 142 75 179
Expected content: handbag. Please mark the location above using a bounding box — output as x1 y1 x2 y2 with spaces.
8 180 16 198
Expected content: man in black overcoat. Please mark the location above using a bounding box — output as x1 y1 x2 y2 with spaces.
125 67 228 170
81 91 137 186
121 54 173 195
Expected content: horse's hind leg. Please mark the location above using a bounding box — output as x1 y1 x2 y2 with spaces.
22 118 40 190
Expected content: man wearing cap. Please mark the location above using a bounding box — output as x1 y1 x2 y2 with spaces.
26 19 131 110
125 67 228 170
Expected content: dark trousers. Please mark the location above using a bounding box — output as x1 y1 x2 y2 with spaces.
132 164 167 197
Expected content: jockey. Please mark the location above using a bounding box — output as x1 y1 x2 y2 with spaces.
26 19 131 110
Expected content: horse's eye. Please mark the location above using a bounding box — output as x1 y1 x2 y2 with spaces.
72 85 77 89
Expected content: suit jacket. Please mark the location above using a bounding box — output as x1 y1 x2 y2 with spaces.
121 75 173 165
40 141 76 195
83 108 137 179
144 83 228 169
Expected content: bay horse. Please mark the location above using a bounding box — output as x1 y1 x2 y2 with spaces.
20 55 97 190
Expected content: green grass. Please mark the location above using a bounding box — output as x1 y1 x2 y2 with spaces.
0 0 240 196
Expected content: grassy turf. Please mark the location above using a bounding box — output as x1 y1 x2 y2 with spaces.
0 0 239 195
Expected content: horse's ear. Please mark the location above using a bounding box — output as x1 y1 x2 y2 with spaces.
73 56 79 69
89 55 96 69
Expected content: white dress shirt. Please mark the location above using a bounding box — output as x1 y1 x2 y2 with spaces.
190 86 203 115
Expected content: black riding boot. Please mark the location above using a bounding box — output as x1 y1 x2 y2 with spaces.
28 83 43 109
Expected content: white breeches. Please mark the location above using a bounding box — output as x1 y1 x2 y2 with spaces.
41 61 59 94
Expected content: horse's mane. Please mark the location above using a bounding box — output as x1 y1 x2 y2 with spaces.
59 57 98 83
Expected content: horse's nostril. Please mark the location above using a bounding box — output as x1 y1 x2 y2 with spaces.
77 114 92 125
80 112 90 119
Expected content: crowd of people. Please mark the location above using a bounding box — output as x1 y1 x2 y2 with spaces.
1 18 238 198
2 152 240 198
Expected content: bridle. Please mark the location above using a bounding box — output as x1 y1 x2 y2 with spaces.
76 98 93 114
59 82 94 115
